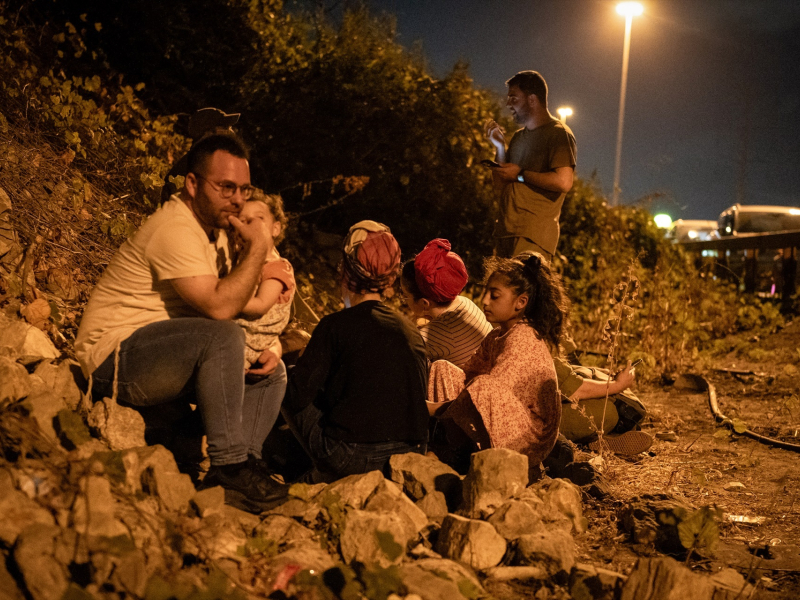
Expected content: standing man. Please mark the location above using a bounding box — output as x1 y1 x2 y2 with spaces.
75 133 287 513
486 70 577 260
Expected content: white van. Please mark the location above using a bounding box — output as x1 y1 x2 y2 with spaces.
718 204 800 236
667 219 718 242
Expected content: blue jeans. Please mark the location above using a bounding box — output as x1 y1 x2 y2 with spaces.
284 403 427 480
91 318 286 466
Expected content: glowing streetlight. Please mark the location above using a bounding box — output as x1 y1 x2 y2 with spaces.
654 214 672 229
612 2 643 207
556 106 573 124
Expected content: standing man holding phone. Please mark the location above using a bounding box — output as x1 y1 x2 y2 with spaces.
485 70 577 260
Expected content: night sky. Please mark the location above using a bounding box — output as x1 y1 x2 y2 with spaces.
364 0 800 221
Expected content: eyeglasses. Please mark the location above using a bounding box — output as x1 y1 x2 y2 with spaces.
194 174 254 200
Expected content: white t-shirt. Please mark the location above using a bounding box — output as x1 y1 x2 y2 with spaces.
75 197 229 376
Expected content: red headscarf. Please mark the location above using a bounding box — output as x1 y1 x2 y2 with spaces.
341 220 401 293
414 238 468 303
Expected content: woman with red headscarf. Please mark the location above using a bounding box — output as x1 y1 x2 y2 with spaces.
283 221 429 482
400 239 493 369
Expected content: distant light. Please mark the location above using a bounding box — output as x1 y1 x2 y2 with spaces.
557 107 573 120
687 230 698 239
616 2 644 17
654 214 672 228
790 208 800 215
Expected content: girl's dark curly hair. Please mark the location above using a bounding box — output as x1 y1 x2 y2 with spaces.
482 251 569 350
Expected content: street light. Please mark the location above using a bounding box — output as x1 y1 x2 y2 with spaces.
612 1 643 207
556 107 573 124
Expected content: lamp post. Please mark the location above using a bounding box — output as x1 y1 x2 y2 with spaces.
556 106 573 125
612 1 643 207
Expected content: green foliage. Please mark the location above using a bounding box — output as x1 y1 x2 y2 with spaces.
677 505 722 557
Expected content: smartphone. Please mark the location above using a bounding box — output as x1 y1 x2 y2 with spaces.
616 358 643 376
480 159 501 168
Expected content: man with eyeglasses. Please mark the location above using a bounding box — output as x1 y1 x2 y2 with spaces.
75 132 288 513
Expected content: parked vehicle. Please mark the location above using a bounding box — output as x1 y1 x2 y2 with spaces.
717 204 800 236
715 204 800 294
667 219 718 243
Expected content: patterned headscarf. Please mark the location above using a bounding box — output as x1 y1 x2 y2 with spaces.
414 238 468 303
341 220 401 293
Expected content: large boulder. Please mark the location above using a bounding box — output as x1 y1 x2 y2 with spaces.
459 448 528 518
620 557 752 600
21 389 66 443
33 360 84 410
71 475 129 538
364 479 428 539
12 524 70 600
0 469 56 546
487 499 543 540
435 514 507 571
569 562 626 600
389 452 462 508
339 509 411 567
400 558 485 600
88 397 147 450
0 355 31 404
322 470 385 509
415 490 449 520
516 527 576 578
523 477 587 533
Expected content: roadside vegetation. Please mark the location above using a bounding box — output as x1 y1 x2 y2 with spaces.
0 0 790 371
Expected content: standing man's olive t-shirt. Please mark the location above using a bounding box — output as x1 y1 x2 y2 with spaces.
495 120 577 257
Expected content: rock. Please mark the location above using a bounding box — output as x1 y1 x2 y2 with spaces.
399 563 476 600
619 494 694 555
484 565 547 581
18 325 59 365
416 490 449 520
0 551 25 600
323 470 385 509
365 479 428 539
266 497 323 525
339 509 411 567
0 356 31 404
141 467 195 512
192 486 226 518
723 481 746 492
71 475 128 538
620 557 752 600
0 315 30 358
389 452 462 508
0 469 56 546
254 514 317 546
183 514 248 561
12 524 70 600
400 558 484 600
435 514 506 570
487 500 543 540
88 397 147 450
33 360 84 410
459 448 529 518
569 562 626 600
53 409 92 450
516 528 576 578
21 389 66 442
656 431 678 442
267 542 336 575
527 478 587 533
220 504 262 530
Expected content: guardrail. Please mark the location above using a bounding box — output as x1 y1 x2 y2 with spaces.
679 229 800 311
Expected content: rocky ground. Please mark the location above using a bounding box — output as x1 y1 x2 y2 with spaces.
4 310 798 599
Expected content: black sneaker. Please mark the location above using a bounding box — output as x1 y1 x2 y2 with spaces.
200 462 288 514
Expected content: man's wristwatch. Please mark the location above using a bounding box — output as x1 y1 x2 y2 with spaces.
517 172 525 183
